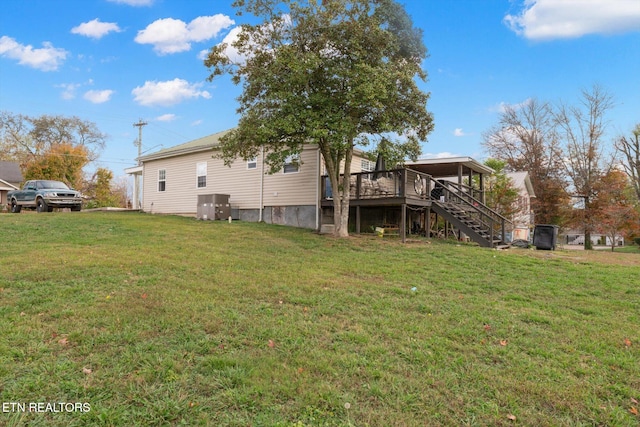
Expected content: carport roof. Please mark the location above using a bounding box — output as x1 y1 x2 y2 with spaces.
405 157 494 177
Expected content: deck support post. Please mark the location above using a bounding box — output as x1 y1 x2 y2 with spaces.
401 203 407 243
356 205 361 234
425 206 431 238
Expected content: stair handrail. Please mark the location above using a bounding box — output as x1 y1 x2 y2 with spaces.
433 180 512 243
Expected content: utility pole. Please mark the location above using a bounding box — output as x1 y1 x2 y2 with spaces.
132 119 147 210
133 119 148 165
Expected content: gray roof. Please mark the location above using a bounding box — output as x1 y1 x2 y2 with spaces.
507 171 536 197
406 157 494 177
138 129 232 162
0 161 23 183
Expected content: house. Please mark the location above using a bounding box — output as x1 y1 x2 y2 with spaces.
0 160 23 209
564 231 624 247
127 130 510 247
506 171 536 241
126 130 341 229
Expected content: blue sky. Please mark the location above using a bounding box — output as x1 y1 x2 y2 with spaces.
1 0 639 178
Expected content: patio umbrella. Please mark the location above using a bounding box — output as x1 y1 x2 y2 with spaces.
374 152 386 179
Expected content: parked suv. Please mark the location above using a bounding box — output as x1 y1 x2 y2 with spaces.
7 180 83 213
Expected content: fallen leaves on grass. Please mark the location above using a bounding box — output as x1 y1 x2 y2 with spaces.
500 340 508 346
507 414 516 421
630 407 638 416
624 338 632 347
82 367 92 375
58 337 69 346
268 339 275 348
484 324 491 331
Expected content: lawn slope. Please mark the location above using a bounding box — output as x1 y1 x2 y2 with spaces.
1 213 638 426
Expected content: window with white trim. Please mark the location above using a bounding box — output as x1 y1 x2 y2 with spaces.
247 157 257 169
361 159 375 172
283 154 299 174
196 162 207 188
158 169 166 192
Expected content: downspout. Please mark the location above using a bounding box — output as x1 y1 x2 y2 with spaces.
259 146 265 222
316 147 321 230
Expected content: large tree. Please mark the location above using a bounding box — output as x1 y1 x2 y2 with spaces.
482 158 519 220
204 0 433 236
592 170 640 251
0 112 106 169
555 85 614 250
482 98 568 225
616 123 640 202
24 143 89 190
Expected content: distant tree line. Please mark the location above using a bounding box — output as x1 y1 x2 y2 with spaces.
482 85 640 250
0 111 128 208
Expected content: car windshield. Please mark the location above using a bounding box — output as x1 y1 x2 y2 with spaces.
38 180 71 190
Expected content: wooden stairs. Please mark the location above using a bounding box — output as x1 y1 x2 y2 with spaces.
430 181 511 248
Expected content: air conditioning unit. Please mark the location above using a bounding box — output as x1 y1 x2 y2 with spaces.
197 194 230 220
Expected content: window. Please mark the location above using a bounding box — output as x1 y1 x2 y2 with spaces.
247 157 257 170
196 162 207 188
158 169 166 192
283 155 299 174
361 159 375 172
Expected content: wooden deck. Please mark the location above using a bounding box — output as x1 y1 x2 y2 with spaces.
320 168 434 207
321 168 511 247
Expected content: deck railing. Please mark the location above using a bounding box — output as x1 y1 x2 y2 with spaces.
434 180 511 244
321 168 434 201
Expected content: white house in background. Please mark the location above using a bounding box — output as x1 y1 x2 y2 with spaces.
506 171 536 241
125 129 370 229
0 161 23 208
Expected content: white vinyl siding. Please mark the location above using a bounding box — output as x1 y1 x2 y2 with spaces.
142 145 319 214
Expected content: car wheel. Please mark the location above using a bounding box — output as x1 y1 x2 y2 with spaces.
71 205 82 212
10 200 21 213
36 198 49 213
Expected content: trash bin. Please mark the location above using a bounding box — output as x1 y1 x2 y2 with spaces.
533 224 559 250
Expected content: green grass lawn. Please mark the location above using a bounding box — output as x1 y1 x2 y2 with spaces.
1 212 639 426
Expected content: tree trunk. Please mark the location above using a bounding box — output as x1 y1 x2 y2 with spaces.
584 230 593 250
333 146 353 238
320 140 353 238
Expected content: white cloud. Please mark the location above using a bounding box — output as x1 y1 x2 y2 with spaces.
215 26 245 64
84 89 114 104
56 83 81 100
489 98 532 114
135 15 234 55
191 119 203 126
107 0 153 6
0 36 68 71
505 0 640 40
132 78 211 107
71 19 122 39
453 128 466 137
156 113 177 122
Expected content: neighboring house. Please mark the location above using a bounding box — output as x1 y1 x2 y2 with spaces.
564 231 624 247
0 160 23 208
506 171 536 241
